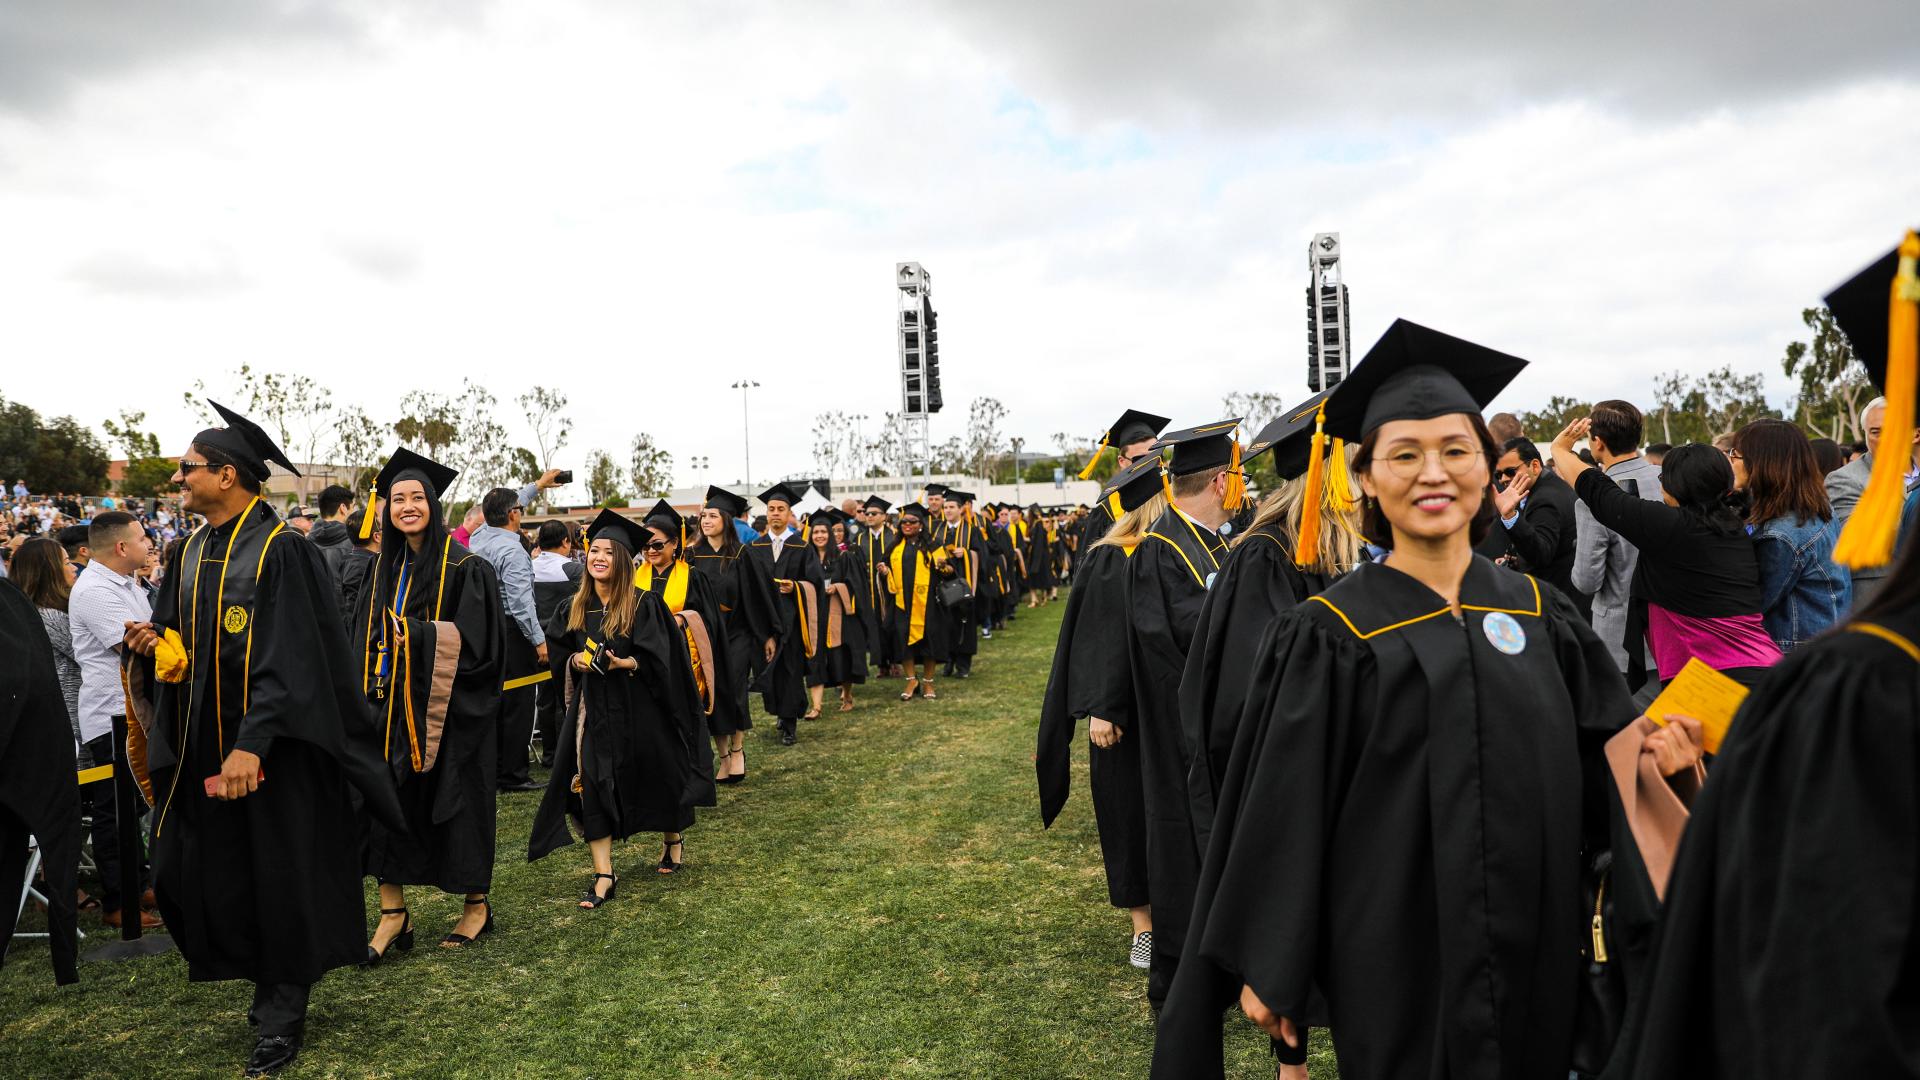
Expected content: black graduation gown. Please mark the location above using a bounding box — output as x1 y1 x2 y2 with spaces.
1602 602 1920 1079
1080 492 1124 549
1154 557 1633 1080
852 526 896 669
0 580 81 984
141 502 404 987
642 559 743 741
931 517 986 659
1126 506 1229 1003
529 589 709 857
355 540 506 895
804 548 867 687
1178 523 1329 855
687 541 773 734
744 534 821 720
1025 524 1059 589
887 536 952 663
1036 541 1149 907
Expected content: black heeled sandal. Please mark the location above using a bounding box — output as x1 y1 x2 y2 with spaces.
657 837 684 875
363 906 413 966
717 748 745 785
440 896 493 947
578 873 617 909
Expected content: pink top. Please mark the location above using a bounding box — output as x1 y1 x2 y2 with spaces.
1647 603 1781 682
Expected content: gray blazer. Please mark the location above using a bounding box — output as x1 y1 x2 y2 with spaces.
1572 454 1663 672
1826 455 1886 585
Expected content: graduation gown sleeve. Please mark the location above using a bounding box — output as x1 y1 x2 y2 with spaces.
1036 544 1134 825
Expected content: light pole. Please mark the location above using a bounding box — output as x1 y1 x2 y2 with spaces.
731 380 759 487
1010 436 1024 505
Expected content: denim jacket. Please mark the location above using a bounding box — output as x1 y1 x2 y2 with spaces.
1753 513 1850 652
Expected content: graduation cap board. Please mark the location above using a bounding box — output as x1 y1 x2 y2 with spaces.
1322 319 1528 442
862 495 892 512
1078 408 1173 480
897 502 930 522
704 485 750 518
361 446 459 540
199 400 300 483
1825 229 1920 570
1245 386 1338 481
758 483 804 509
587 508 648 554
1101 454 1167 515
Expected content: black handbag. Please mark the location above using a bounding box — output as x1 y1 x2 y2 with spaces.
1569 849 1626 1077
937 577 973 611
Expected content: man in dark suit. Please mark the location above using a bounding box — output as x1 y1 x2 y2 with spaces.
1492 436 1585 615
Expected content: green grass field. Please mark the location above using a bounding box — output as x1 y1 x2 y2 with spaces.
3 596 1332 1078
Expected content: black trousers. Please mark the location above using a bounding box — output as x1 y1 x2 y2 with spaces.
534 680 561 765
248 982 311 1038
82 730 147 913
496 640 539 785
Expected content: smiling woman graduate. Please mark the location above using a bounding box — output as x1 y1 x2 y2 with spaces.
685 485 773 783
1152 321 1637 1080
351 447 509 961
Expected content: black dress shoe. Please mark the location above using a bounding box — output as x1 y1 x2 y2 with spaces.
497 779 543 792
245 1033 301 1077
780 730 796 746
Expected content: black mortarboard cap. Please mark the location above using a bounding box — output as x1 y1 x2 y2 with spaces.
897 501 930 521
1101 455 1166 513
586 508 646 553
642 499 680 533
704 485 749 517
923 483 949 498
945 489 975 504
1100 408 1171 448
1323 319 1528 441
1153 418 1242 477
758 483 803 508
199 400 300 483
1245 386 1337 480
374 447 458 501
1825 233 1920 407
862 494 892 512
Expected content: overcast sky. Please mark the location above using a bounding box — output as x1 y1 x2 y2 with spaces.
1 0 1915 491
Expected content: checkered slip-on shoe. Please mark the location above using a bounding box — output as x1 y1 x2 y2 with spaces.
1129 930 1152 970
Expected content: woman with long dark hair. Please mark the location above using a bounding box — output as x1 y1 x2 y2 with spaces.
803 511 866 715
352 449 508 961
1730 418 1849 651
684 486 772 784
1550 430 1781 687
1155 321 1638 1080
12 538 81 744
529 510 708 904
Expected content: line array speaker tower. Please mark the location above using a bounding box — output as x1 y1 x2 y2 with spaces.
1306 232 1351 393
896 261 942 501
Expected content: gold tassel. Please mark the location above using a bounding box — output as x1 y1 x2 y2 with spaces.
1834 230 1920 571
357 485 378 540
1160 467 1175 506
1077 433 1111 480
1326 437 1356 512
1294 402 1330 569
1223 438 1247 511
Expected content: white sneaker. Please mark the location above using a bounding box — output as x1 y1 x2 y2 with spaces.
1129 930 1152 970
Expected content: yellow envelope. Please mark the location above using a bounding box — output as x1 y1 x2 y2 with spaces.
1644 657 1749 754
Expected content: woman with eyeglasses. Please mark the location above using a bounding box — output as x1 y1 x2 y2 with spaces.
352 449 509 962
802 510 866 715
684 487 772 784
1156 322 1646 1080
630 500 724 872
529 510 709 906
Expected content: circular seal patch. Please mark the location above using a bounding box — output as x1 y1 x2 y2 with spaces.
1482 611 1525 655
1204 571 1218 590
222 605 249 634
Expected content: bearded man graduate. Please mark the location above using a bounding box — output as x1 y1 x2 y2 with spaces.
1125 417 1244 1011
745 483 822 745
120 403 402 1078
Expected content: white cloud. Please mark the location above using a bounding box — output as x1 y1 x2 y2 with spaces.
0 1 1914 487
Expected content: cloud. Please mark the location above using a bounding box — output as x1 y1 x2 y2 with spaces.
66 249 249 297
334 237 420 281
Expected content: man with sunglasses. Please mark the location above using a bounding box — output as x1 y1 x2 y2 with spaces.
472 486 546 792
1491 436 1584 613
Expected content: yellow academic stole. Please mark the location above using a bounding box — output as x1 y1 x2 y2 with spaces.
633 559 691 613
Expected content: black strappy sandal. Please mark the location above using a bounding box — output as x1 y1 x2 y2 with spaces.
363 906 413 966
717 748 746 785
657 837 684 875
578 873 617 909
440 896 493 947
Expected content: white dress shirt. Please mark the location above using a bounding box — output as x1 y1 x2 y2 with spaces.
68 559 152 742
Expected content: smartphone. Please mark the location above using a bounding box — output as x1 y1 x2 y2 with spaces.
555 470 574 485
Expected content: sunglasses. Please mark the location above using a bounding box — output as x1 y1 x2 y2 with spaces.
176 460 219 475
1495 466 1522 481
643 540 671 552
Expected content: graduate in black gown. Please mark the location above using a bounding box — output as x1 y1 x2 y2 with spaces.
1123 417 1244 1011
121 404 403 1077
744 483 822 746
1605 233 1920 1079
0 578 82 987
351 449 508 961
932 491 988 677
1073 409 1172 547
530 510 709 904
687 486 770 785
1022 503 1059 605
632 501 722 842
1154 321 1637 1080
887 502 954 700
798 509 867 713
853 496 898 676
1037 455 1169 971
1180 387 1360 857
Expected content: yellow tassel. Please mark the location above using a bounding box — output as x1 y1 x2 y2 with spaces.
1834 230 1920 571
1326 437 1356 512
1223 439 1247 511
1161 467 1175 507
1077 433 1111 481
357 486 378 540
1294 402 1330 569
